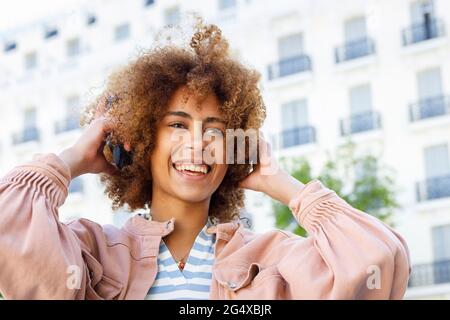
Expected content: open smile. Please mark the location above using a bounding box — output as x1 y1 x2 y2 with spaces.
171 161 212 181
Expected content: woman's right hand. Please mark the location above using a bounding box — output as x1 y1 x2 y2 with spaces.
58 97 124 179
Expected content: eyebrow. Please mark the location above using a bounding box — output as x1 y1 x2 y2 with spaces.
165 111 226 124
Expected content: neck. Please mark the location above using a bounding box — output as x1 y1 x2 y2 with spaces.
150 187 210 255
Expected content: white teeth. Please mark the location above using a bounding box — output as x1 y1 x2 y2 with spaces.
174 163 209 174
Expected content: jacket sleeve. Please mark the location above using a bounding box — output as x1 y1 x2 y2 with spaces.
0 153 91 299
276 180 411 299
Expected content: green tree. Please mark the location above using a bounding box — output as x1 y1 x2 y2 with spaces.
273 142 399 237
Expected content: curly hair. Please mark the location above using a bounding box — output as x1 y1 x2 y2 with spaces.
81 18 266 223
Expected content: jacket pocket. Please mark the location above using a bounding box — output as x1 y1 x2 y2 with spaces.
214 261 285 298
93 274 124 300
82 249 124 300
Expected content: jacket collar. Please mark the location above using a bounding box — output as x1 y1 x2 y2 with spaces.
123 214 175 237
121 214 247 262
123 214 243 239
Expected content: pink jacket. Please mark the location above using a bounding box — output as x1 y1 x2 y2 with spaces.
0 153 411 300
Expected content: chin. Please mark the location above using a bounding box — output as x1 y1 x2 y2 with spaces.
170 185 213 203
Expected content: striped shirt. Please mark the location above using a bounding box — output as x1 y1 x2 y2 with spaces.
145 221 216 300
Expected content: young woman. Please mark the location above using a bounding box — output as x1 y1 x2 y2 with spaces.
0 21 410 300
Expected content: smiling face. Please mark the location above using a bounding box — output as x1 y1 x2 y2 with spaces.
150 85 229 204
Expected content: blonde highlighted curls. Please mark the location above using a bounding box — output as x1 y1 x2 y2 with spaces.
82 18 266 223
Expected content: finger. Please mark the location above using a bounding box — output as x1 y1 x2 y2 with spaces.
258 132 269 157
105 165 120 176
101 160 120 176
91 116 115 139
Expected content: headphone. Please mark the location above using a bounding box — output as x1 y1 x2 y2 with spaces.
103 94 133 170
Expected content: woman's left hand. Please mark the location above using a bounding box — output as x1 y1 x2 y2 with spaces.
238 132 304 206
238 132 279 192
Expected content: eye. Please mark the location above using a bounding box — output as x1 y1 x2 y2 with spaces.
204 127 223 135
169 122 187 129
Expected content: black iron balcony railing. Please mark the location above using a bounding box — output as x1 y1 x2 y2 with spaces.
340 110 381 136
267 54 312 80
69 178 84 194
335 37 375 63
408 259 450 287
55 117 80 134
402 18 445 46
409 95 450 122
12 127 40 145
281 126 316 148
416 174 450 202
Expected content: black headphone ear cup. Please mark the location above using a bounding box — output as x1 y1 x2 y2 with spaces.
112 145 122 169
112 144 133 170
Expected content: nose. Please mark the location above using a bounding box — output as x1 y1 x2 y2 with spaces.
171 123 209 164
190 122 208 163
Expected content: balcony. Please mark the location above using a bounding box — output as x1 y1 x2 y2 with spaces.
340 111 381 136
55 117 80 134
12 127 40 145
402 18 445 46
416 174 450 202
409 260 450 287
335 37 375 63
409 95 450 122
267 54 311 80
281 126 316 149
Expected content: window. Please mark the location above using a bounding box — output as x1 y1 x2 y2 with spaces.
45 28 58 39
55 96 80 134
4 41 17 52
25 51 37 70
418 144 450 201
410 0 435 24
341 84 378 135
335 16 374 62
164 6 180 26
424 144 450 178
87 14 97 26
24 108 37 128
66 95 80 116
418 68 442 99
413 68 445 119
12 108 39 145
114 23 130 41
433 225 450 261
405 0 440 44
344 17 367 42
350 84 372 115
282 100 308 129
218 0 237 10
270 33 310 78
67 38 81 57
280 100 315 147
432 224 450 284
277 33 304 60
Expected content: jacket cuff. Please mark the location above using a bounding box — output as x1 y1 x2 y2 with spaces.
288 179 337 230
20 153 72 191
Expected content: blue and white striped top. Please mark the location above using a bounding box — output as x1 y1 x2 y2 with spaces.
145 221 216 300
